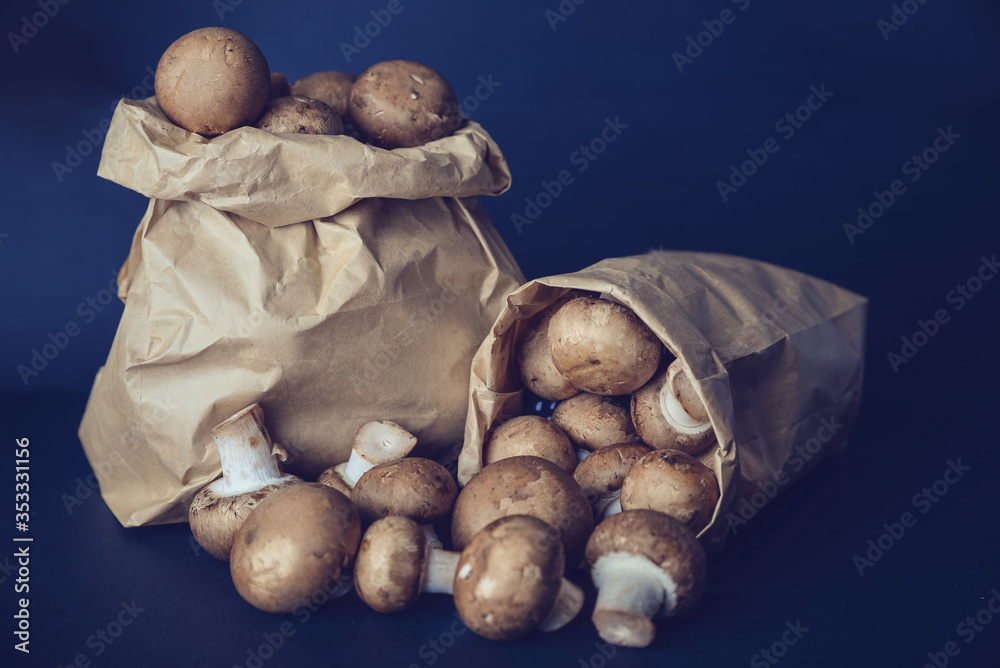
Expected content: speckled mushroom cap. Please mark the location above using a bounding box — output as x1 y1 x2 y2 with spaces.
585 509 707 615
516 305 580 402
451 455 594 565
353 516 428 613
348 60 461 149
229 483 361 614
552 393 642 451
483 415 576 474
454 515 565 641
547 297 662 396
255 95 344 135
351 457 458 525
619 450 720 535
573 443 651 510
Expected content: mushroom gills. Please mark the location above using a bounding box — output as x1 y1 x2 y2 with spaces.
591 551 680 645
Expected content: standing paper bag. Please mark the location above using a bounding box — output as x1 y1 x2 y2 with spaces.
79 98 523 527
458 251 866 551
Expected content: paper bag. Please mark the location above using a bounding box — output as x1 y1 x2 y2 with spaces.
458 251 866 551
79 98 524 527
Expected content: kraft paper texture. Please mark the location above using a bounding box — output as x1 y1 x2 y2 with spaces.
79 98 524 527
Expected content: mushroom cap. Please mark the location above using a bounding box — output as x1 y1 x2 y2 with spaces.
229 483 361 613
552 393 641 451
188 474 301 562
451 456 593 565
483 415 576 474
619 450 720 534
517 307 579 401
353 516 428 613
547 297 661 396
154 27 270 136
290 70 357 118
269 72 291 99
631 367 715 455
585 509 707 615
255 95 344 135
573 443 651 510
351 457 458 525
348 60 461 149
316 466 354 498
454 515 565 641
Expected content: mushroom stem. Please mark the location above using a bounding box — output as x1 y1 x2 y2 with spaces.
599 495 623 519
211 404 286 495
338 420 418 487
421 523 445 550
423 549 460 595
338 451 372 487
537 578 585 632
590 552 676 648
659 381 704 430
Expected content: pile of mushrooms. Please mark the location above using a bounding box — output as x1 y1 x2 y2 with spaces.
153 27 463 146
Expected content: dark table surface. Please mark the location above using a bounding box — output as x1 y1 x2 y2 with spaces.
2 0 1000 666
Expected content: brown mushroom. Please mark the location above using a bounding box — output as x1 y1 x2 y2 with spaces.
351 457 458 548
573 443 652 520
631 359 715 455
353 516 460 613
290 70 357 118
516 303 580 401
154 27 270 136
483 415 577 474
229 483 361 613
255 96 344 135
552 393 642 452
619 450 720 534
547 297 661 396
586 510 707 648
454 515 584 640
188 403 301 561
451 456 593 566
318 420 417 493
348 60 462 149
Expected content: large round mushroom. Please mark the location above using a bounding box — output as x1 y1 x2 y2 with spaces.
552 393 641 452
482 415 577 474
154 27 270 136
620 449 720 535
451 456 593 565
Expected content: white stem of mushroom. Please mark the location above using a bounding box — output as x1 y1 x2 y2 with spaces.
211 405 287 495
599 495 623 519
591 552 678 624
537 578 585 632
339 451 373 487
423 549 460 595
340 421 419 486
421 523 445 550
659 383 710 433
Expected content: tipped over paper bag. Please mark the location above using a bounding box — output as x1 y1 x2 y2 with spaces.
458 251 867 551
79 98 523 527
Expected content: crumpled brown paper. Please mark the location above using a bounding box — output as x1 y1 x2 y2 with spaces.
458 251 867 551
79 98 524 527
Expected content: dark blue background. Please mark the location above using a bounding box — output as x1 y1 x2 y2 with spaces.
2 0 999 666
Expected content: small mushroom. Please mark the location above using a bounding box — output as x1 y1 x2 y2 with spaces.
516 304 579 401
255 96 344 135
454 515 585 641
188 403 302 561
619 450 720 535
290 70 357 119
483 415 577 474
547 297 661 396
154 27 270 136
318 420 417 493
552 393 642 452
586 510 707 648
631 359 715 455
269 72 291 99
348 60 462 149
451 456 593 566
573 443 652 520
229 483 361 613
351 457 458 548
353 516 460 613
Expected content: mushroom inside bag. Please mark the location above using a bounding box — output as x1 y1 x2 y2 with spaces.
458 251 867 551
